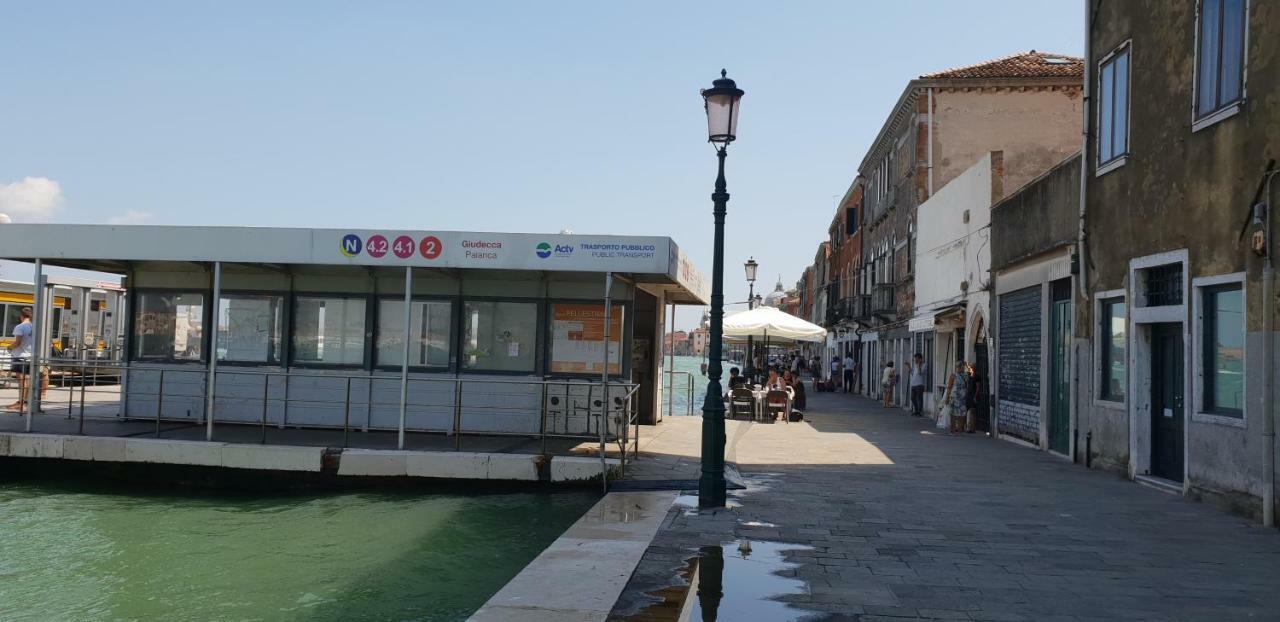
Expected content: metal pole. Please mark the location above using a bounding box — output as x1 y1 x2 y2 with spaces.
668 302 675 418
260 374 269 445
78 364 87 434
205 261 221 441
79 288 90 360
453 379 463 450
746 282 755 381
155 370 164 438
26 259 43 431
700 146 729 508
398 266 412 450
343 377 351 448
601 272 613 493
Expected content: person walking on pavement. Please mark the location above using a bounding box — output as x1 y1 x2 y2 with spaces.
5 307 46 413
842 352 855 394
908 353 927 416
880 361 897 407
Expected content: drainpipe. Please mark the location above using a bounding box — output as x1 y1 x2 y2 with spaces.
1077 0 1094 462
1263 171 1276 528
927 87 934 197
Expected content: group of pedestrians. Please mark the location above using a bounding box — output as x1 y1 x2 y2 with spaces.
879 355 979 434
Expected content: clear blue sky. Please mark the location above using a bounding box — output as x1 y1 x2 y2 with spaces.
0 1 1081 330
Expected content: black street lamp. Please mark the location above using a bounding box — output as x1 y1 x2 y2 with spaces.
699 69 744 509
744 257 759 380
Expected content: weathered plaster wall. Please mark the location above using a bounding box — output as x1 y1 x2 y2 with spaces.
991 154 1081 271
933 87 1083 195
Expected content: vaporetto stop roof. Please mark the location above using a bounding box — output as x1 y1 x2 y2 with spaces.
0 224 710 304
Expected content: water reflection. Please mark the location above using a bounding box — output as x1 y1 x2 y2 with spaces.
688 540 811 621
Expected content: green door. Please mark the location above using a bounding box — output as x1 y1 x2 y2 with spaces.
1048 294 1071 455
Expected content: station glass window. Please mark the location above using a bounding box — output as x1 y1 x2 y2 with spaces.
376 299 452 368
133 292 205 361
1202 284 1243 416
217 294 284 364
1099 298 1127 401
2 304 22 338
462 300 537 373
292 296 366 366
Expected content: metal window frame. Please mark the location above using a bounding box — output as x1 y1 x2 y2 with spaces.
214 290 287 367
1197 279 1245 419
128 287 211 365
371 295 457 371
1095 292 1128 404
457 297 544 376
287 292 372 370
543 299 634 380
1096 40 1132 170
1191 0 1249 130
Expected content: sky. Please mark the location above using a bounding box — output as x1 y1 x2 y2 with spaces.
0 1 1082 330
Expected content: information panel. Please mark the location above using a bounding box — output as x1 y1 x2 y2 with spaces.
549 303 623 374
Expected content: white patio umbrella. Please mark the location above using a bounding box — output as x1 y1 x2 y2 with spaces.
722 306 827 342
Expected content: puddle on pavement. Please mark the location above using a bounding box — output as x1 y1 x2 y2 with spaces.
673 494 742 515
617 539 813 621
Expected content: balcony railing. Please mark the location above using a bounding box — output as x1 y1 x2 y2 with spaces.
850 295 872 321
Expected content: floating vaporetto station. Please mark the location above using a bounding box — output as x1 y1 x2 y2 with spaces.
0 224 707 483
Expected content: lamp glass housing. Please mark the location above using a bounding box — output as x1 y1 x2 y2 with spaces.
702 71 744 144
744 258 759 283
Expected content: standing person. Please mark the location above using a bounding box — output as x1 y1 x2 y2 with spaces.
880 361 896 407
842 351 855 394
908 353 927 417
829 356 841 391
942 360 970 434
964 362 982 433
5 307 39 413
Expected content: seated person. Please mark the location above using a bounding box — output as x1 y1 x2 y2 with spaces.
788 371 807 412
727 367 746 390
762 367 787 392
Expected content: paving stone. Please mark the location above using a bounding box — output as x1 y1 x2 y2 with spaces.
607 393 1280 621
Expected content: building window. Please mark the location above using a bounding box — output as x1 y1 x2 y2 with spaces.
1 303 22 337
217 294 284 364
1144 263 1183 306
1202 284 1244 416
133 292 205 361
462 300 538 373
376 299 452 368
1099 298 1127 401
1098 43 1130 166
846 206 857 235
292 296 366 366
1195 0 1247 120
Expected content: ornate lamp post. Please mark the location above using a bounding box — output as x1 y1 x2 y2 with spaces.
744 257 759 380
699 69 744 508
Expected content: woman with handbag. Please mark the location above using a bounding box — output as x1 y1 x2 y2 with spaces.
940 360 970 434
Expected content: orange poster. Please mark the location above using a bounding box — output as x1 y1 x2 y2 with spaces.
550 303 623 374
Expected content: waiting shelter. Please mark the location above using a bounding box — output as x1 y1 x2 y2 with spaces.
0 224 707 453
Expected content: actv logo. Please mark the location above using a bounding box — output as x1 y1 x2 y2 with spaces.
536 242 574 259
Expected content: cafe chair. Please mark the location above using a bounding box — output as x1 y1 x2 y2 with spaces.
728 387 755 420
764 389 789 423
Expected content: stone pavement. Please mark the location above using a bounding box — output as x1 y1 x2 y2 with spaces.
609 392 1280 621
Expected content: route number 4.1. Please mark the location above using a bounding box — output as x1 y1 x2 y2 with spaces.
392 235 416 259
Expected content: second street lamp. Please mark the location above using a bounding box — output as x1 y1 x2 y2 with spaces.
699 69 744 509
744 257 759 381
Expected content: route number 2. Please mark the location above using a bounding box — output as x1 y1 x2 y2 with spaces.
420 236 442 259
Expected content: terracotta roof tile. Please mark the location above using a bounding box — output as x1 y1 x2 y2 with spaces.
922 50 1083 80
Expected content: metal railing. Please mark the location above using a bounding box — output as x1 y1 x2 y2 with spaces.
7 359 643 472
664 370 696 418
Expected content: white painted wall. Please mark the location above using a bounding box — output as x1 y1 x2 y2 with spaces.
913 152 995 322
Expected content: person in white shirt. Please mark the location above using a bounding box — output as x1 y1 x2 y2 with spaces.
908 353 927 416
842 353 855 393
829 356 841 388
6 307 39 412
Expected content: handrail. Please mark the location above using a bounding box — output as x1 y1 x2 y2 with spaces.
18 359 642 463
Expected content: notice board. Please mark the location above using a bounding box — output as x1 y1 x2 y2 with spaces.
550 303 623 374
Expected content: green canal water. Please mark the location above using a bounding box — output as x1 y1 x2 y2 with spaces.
0 481 598 621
